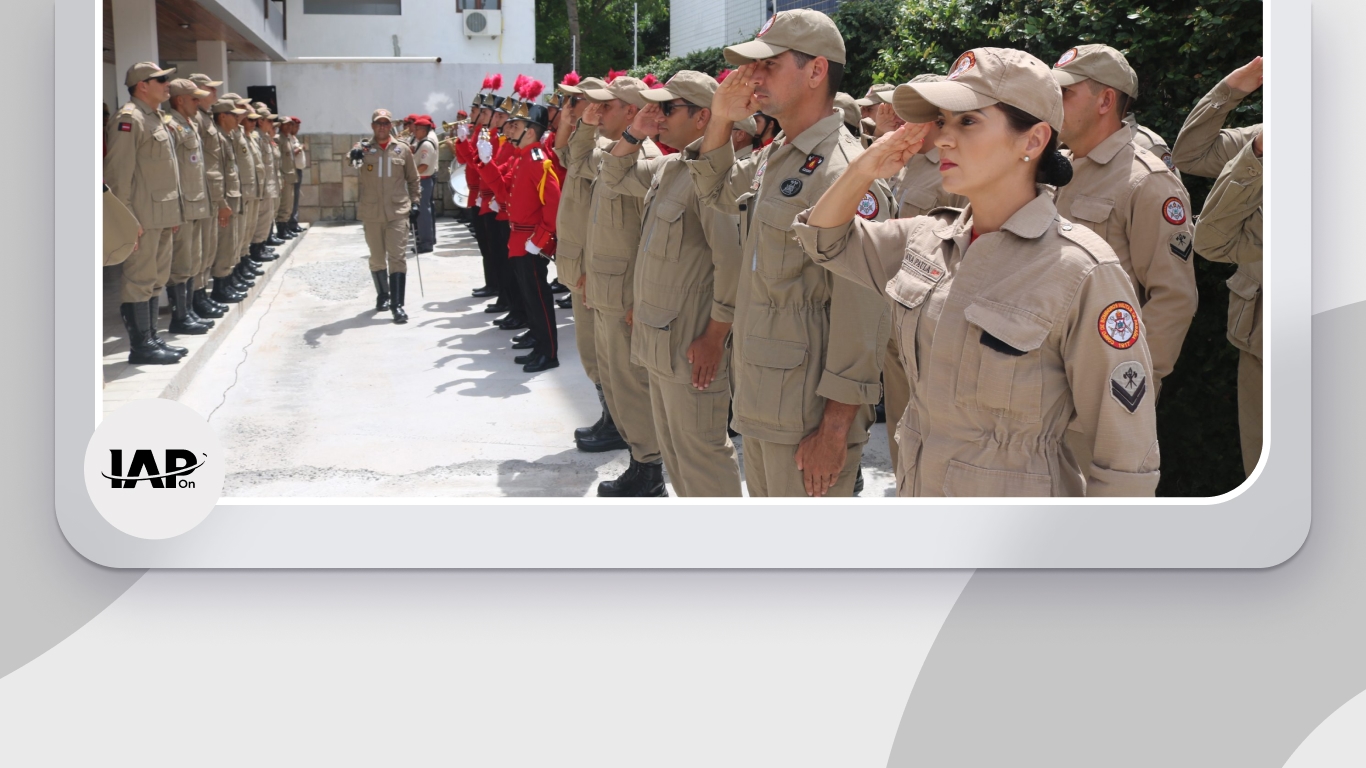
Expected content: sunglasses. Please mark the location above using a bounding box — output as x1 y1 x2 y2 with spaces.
145 75 169 84
658 100 693 117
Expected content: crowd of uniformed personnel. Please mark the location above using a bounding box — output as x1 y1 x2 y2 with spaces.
104 63 306 366
103 8 1264 499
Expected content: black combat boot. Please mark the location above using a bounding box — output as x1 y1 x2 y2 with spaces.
249 242 276 265
549 278 569 294
120 302 181 365
389 272 408 324
372 270 390 311
287 217 302 234
575 385 610 442
265 228 285 246
213 275 246 303
555 294 573 310
275 222 296 240
235 258 260 284
576 392 628 453
146 297 187 357
181 280 215 327
511 330 534 349
596 458 667 497
168 282 211 335
192 280 226 318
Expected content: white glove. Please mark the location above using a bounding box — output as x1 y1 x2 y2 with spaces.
474 196 483 208
525 239 540 255
477 139 493 163
457 124 471 141
489 199 500 213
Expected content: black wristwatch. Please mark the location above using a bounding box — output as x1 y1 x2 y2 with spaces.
621 127 642 145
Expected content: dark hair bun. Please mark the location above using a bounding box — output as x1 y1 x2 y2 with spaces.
1042 149 1073 187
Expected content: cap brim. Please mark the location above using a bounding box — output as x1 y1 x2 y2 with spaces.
892 81 998 123
196 78 223 87
581 88 617 103
639 87 682 103
559 84 586 95
853 97 876 107
723 39 790 65
1050 69 1089 87
154 67 176 78
874 89 897 105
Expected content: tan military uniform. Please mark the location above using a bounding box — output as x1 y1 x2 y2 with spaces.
559 122 615 387
234 125 264 263
434 132 455 215
1054 126 1196 385
104 97 182 302
793 193 1161 496
276 132 298 224
252 128 281 244
356 138 421 274
1174 77 1264 477
209 118 243 282
196 110 229 290
1124 115 1178 179
167 109 210 286
884 147 968 469
689 111 892 497
574 124 664 467
600 138 744 496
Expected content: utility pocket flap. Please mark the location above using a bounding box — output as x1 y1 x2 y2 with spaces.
964 301 1051 354
634 301 679 330
1226 269 1261 300
886 269 933 311
592 253 630 276
653 199 686 222
744 336 807 369
1068 195 1114 224
755 198 801 230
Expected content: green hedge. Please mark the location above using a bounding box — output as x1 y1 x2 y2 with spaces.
628 47 730 82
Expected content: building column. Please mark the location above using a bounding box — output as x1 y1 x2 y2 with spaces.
196 40 230 91
110 0 158 107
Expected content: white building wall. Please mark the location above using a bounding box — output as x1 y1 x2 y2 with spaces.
285 0 537 63
724 0 765 48
671 0 765 57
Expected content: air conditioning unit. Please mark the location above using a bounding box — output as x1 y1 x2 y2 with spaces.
463 9 502 37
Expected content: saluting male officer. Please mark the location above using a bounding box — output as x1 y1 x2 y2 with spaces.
600 70 745 497
164 78 214 336
105 62 185 366
207 99 247 305
689 10 893 498
1173 56 1265 477
351 108 421 323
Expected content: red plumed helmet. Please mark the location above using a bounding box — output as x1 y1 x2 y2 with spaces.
605 68 627 84
523 79 545 101
513 73 529 96
642 74 659 87
481 75 492 90
716 69 734 83
489 73 503 91
561 70 581 87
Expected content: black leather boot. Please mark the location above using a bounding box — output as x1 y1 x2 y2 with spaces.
168 282 211 334
192 281 225 318
549 278 569 294
372 270 390 311
249 243 275 265
596 458 667 497
147 297 187 357
389 272 408 324
213 276 246 303
181 280 215 327
576 397 628 453
234 259 259 285
471 285 497 298
265 229 285 246
287 218 302 234
575 385 609 442
555 294 573 310
121 302 180 365
275 222 296 240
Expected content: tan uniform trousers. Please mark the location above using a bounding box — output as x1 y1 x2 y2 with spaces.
594 309 659 465
170 218 206 284
120 227 174 303
363 218 409 274
571 290 600 386
1239 350 1263 477
649 375 742 497
253 195 278 244
276 178 296 223
236 198 260 262
197 211 219 289
883 335 910 471
743 436 864 498
214 199 247 279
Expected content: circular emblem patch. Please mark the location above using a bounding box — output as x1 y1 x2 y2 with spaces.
1098 301 1140 350
758 15 776 37
366 163 374 172
1162 197 1187 225
948 52 976 81
1161 152 1175 170
1056 48 1079 68
856 192 880 219
780 178 803 197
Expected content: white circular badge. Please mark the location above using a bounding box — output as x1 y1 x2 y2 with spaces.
83 399 225 540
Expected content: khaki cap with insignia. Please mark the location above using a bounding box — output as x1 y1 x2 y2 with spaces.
639 70 718 109
189 73 223 88
559 76 606 95
833 92 860 128
371 108 394 123
168 79 210 98
582 76 649 108
892 47 1064 132
1051 43 1139 99
875 74 945 104
724 9 846 66
125 61 176 87
211 99 246 115
734 115 759 136
855 83 894 107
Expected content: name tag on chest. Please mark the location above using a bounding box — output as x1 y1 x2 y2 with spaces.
903 254 944 283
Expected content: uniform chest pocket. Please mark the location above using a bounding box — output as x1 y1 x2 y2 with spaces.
645 199 686 263
884 266 936 381
898 188 937 218
597 188 627 229
1066 196 1114 242
1225 267 1262 354
753 198 807 280
146 129 180 201
955 301 1052 423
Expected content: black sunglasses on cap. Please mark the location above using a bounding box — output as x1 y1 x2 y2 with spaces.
145 75 169 84
658 100 693 117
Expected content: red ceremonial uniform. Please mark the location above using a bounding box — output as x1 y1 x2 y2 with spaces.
506 144 561 257
476 134 518 221
455 131 482 207
541 130 568 184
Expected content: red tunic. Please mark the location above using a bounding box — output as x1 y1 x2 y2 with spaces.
474 134 518 221
504 144 561 258
454 131 482 208
541 130 567 184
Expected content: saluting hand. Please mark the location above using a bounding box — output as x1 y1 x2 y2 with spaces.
873 101 904 138
1227 56 1264 93
633 103 664 137
853 121 931 180
582 103 604 127
710 63 759 123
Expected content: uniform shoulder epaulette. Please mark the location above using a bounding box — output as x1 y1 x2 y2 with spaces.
1057 218 1118 265
530 147 544 162
1132 144 1171 176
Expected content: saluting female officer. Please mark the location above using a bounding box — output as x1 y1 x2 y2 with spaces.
794 48 1161 497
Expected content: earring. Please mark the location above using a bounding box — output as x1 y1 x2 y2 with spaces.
1023 155 1031 162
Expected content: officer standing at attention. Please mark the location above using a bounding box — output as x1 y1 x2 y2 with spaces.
410 115 439 255
249 104 281 256
284 116 306 233
106 62 185 365
188 73 229 321
476 86 527 330
600 71 745 497
234 100 269 284
1172 56 1264 477
274 115 300 241
164 79 214 336
796 47 1161 497
576 75 667 496
1051 44 1196 392
351 109 420 323
689 10 892 497
207 99 247 306
455 93 495 298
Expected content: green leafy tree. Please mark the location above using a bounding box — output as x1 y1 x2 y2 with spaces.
536 0 671 82
831 0 902 96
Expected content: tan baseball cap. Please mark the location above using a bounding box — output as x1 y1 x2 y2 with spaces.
371 108 394 123
125 62 175 87
875 74 945 104
892 47 1064 132
168 79 210 98
1051 44 1139 99
582 76 649 108
724 9 846 66
834 92 860 128
559 76 606 95
640 70 718 109
211 99 246 115
734 115 759 136
220 92 242 100
189 73 223 88
855 83 895 107
253 102 273 117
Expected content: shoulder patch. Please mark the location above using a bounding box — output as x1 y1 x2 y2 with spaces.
1099 301 1141 350
1109 361 1148 413
118 121 132 132
800 153 824 175
530 147 544 161
1169 230 1193 261
856 191 880 220
1161 197 1187 225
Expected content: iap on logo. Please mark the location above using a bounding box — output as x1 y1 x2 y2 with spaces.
84 399 225 540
